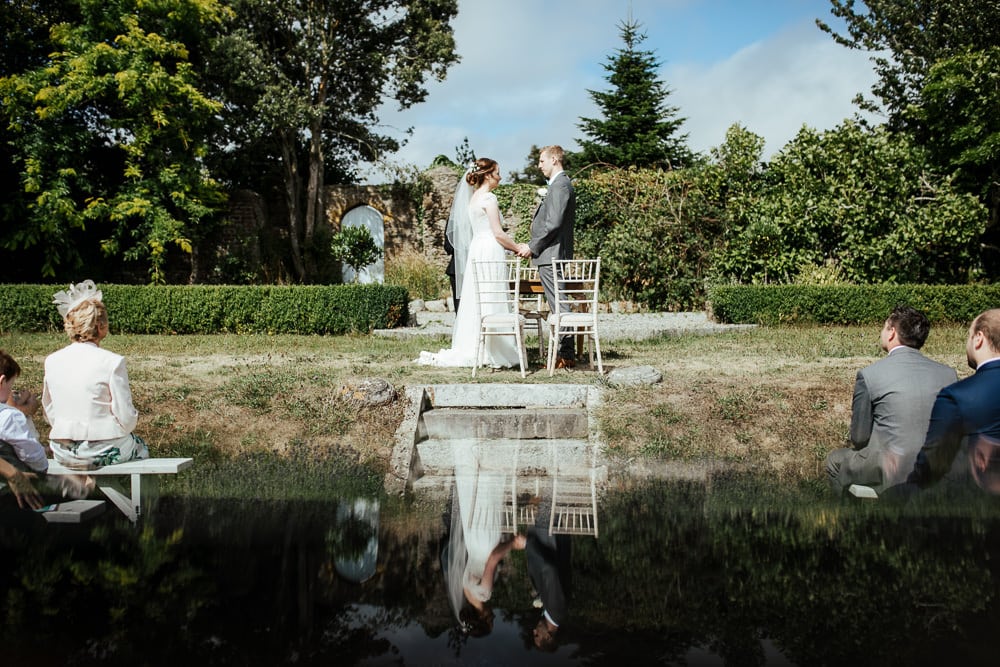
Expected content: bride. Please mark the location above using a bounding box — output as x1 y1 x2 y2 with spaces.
417 158 530 368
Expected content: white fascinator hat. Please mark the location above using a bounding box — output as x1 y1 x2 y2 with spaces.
52 280 103 319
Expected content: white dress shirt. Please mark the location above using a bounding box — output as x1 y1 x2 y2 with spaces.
0 402 48 472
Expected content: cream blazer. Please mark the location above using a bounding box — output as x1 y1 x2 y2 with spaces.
42 342 138 441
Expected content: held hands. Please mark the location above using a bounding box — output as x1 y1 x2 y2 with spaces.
514 243 532 258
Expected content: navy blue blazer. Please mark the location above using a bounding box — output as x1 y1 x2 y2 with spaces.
907 360 1000 487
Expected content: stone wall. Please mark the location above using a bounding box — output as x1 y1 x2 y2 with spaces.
221 165 526 280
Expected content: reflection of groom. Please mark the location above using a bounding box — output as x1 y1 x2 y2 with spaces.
529 145 576 368
526 522 571 652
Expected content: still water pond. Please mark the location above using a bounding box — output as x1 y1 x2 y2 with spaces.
3 462 1000 666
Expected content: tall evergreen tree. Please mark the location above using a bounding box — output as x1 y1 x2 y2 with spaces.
576 17 690 170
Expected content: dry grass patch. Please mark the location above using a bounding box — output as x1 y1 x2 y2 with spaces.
1 321 971 488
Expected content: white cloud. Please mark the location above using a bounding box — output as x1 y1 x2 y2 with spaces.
668 21 880 158
362 3 880 182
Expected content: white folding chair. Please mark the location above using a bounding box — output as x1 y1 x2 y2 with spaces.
518 265 546 358
546 258 603 376
472 258 528 378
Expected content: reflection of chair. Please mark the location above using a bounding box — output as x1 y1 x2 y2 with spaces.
547 258 602 376
502 483 539 533
518 265 546 358
548 467 599 537
472 258 528 378
498 443 538 534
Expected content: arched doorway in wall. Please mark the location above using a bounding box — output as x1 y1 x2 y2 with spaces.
339 205 385 284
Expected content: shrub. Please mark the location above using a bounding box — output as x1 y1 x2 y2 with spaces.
330 226 384 282
0 284 409 334
707 284 1000 325
384 250 449 301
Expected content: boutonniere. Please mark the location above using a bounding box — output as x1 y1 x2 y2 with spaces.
536 187 548 198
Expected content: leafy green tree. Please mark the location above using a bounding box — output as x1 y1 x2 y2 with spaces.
712 121 987 285
330 225 383 283
208 0 459 283
0 1 82 280
912 46 1000 261
818 0 996 132
818 0 1000 272
576 17 690 170
574 167 720 310
0 0 229 282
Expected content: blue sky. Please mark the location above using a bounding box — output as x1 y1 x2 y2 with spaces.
365 0 879 181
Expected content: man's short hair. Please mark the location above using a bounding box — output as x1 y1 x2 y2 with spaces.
973 309 1000 354
887 305 931 349
541 145 565 166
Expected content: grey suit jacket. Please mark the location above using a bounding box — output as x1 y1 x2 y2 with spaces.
850 346 957 474
529 172 575 266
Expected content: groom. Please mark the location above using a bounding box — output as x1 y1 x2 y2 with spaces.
528 145 576 368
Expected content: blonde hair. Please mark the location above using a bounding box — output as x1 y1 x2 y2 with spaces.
64 298 108 343
540 145 565 165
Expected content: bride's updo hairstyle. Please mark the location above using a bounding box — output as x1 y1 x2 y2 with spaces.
465 157 498 188
64 299 109 343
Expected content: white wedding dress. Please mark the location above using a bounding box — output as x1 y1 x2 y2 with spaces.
417 193 521 368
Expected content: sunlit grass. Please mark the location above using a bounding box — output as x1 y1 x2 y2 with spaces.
1 321 973 490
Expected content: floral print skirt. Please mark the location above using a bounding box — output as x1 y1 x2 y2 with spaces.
50 433 149 470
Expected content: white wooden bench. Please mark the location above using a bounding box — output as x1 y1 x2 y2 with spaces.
46 457 194 522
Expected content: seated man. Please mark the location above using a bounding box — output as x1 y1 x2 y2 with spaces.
903 308 1000 491
826 306 957 494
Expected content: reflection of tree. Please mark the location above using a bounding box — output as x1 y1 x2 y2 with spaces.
325 505 377 565
2 522 212 661
5 477 1000 662
566 479 1000 664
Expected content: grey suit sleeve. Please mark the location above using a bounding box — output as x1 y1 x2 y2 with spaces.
849 371 873 449
529 178 571 257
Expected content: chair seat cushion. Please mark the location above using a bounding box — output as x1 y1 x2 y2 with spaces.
482 314 525 326
547 313 595 327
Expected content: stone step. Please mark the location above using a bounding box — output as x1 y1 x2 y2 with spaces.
426 383 594 408
421 407 589 440
413 438 600 477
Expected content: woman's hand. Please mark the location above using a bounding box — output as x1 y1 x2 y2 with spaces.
7 470 44 510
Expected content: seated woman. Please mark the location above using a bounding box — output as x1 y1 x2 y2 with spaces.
42 280 149 470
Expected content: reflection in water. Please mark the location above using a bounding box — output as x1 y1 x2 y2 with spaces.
331 498 380 583
7 465 1000 664
969 436 1000 495
443 441 598 645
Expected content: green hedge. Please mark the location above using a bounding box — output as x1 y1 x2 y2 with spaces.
707 284 1000 325
0 284 409 335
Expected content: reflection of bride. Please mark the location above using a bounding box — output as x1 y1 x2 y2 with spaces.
417 158 523 369
443 444 524 636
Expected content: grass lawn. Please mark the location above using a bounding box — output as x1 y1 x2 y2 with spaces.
2 322 972 493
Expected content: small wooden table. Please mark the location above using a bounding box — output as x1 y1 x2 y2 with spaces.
516 278 587 359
